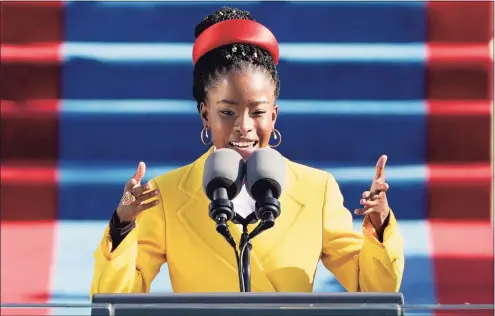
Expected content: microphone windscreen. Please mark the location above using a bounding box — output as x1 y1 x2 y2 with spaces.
245 147 286 200
202 148 245 200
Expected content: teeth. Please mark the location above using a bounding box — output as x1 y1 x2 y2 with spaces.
230 141 255 148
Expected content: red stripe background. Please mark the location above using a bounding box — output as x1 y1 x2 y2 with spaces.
0 2 493 315
0 2 63 315
426 0 494 308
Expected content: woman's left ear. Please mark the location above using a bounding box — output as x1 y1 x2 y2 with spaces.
200 102 209 125
272 104 279 127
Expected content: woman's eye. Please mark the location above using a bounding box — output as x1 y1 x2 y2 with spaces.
220 110 235 116
252 111 266 116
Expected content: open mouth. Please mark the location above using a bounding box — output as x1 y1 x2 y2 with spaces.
228 141 258 149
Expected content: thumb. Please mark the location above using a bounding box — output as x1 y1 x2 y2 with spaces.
124 162 145 191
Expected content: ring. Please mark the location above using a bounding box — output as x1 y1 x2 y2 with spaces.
121 190 136 205
368 190 382 200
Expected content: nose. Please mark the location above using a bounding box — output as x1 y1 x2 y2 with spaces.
234 111 254 135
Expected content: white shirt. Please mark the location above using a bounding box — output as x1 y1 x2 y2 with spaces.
232 185 256 219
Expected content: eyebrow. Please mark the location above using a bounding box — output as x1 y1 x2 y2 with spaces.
217 99 269 106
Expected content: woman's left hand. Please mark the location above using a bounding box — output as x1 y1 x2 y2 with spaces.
354 155 391 231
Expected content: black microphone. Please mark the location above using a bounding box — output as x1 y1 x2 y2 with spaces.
245 147 286 240
202 148 245 248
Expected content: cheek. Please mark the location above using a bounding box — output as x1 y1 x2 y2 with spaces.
255 118 274 141
210 115 234 140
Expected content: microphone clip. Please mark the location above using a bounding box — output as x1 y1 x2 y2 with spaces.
208 198 236 249
249 195 281 240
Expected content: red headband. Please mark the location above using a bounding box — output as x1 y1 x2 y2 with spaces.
192 19 280 65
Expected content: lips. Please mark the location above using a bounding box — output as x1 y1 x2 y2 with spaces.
228 141 258 149
227 140 259 160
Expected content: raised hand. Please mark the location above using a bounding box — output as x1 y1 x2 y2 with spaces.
354 155 391 231
116 161 160 223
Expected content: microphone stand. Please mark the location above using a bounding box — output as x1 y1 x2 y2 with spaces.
233 213 256 292
239 225 252 292
232 192 279 293
212 191 281 292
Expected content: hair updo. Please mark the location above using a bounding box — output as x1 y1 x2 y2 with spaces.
192 7 281 111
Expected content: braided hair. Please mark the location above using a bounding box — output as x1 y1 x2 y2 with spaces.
192 7 280 111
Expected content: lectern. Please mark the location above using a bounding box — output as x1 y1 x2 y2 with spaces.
91 292 405 316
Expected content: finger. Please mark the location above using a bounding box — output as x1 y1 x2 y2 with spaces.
379 183 390 192
363 190 384 200
374 155 388 180
369 190 387 201
130 182 153 196
132 161 147 183
369 193 380 201
360 199 380 208
354 208 374 215
125 177 138 191
368 191 386 201
372 181 389 192
134 199 160 213
134 189 160 204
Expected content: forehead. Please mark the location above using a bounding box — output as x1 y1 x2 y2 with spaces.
210 70 275 100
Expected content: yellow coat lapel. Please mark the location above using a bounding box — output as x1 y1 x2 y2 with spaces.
177 148 305 292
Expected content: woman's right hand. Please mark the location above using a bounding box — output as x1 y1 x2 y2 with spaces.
116 161 161 223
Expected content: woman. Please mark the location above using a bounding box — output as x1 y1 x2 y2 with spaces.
90 7 404 295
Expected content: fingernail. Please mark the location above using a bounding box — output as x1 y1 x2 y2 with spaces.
154 190 159 194
146 183 151 189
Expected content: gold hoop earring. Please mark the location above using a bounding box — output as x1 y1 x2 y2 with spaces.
201 127 212 145
269 128 282 148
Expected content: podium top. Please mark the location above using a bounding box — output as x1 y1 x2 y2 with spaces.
90 292 406 316
92 292 405 305
1 299 493 316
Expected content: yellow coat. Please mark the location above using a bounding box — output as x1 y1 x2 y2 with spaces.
90 148 404 295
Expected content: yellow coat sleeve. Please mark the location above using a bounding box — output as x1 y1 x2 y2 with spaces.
90 180 167 296
321 173 404 292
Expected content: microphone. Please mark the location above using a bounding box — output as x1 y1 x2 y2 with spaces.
202 148 245 248
245 147 287 239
